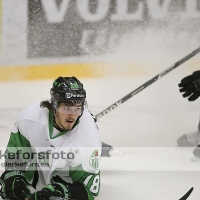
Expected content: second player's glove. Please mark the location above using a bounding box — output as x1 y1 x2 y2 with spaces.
178 70 200 101
0 170 30 200
30 182 70 200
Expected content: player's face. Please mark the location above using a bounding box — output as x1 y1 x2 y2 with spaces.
54 102 82 131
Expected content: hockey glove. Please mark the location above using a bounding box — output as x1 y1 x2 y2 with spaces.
178 70 200 101
0 170 30 200
101 142 113 157
30 182 70 200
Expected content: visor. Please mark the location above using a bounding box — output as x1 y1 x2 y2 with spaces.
53 101 85 115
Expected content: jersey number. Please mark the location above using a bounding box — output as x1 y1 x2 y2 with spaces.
88 175 100 194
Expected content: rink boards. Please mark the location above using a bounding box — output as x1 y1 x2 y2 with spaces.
1 0 200 81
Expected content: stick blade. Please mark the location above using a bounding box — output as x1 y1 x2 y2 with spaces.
179 187 193 200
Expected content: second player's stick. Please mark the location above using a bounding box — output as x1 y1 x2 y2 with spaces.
23 187 194 200
95 46 200 120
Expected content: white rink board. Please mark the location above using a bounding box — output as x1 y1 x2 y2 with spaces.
1 0 200 67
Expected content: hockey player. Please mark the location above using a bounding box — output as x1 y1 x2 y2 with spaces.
178 70 200 158
0 76 102 200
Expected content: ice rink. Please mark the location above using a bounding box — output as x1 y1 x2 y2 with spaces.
1 55 200 199
1 0 200 199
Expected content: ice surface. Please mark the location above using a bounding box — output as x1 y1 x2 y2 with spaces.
1 64 200 199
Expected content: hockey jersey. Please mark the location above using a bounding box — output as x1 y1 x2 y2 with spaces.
5 102 101 200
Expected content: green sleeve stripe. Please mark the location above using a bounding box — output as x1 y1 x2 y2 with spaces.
6 131 32 158
7 132 31 148
69 164 87 182
6 131 36 182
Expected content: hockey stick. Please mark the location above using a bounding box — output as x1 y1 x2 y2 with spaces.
95 47 200 120
22 187 193 200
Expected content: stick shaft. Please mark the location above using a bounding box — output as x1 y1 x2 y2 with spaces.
95 47 200 120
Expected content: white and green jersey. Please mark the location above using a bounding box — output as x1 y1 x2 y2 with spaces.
6 102 101 200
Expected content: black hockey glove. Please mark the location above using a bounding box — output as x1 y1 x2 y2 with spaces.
0 170 30 200
178 70 200 101
30 182 70 200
